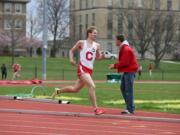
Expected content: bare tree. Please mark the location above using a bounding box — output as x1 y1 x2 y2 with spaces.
27 13 41 38
131 10 154 60
115 9 154 60
37 0 69 57
116 8 179 68
150 12 178 68
27 11 42 57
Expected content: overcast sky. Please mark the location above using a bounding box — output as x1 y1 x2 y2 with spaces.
27 0 37 15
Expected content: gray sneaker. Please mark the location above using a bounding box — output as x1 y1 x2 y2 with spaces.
121 110 134 115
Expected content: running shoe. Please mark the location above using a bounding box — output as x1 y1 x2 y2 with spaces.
94 108 105 115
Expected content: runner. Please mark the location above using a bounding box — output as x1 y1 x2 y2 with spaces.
12 62 21 80
51 26 105 115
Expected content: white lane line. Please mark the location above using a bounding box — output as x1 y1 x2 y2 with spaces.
0 113 130 125
0 108 180 123
1 112 179 129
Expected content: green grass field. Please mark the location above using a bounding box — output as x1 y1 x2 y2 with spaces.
0 56 180 80
0 82 179 114
0 57 180 114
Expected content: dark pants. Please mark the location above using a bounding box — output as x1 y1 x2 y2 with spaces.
120 72 135 113
2 72 7 80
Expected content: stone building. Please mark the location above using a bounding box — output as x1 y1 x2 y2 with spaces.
0 0 29 55
69 0 180 56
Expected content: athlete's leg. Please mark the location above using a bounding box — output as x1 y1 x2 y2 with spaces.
12 72 17 80
51 79 85 99
80 73 97 108
16 71 19 77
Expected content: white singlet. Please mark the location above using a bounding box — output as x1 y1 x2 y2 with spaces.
80 40 97 69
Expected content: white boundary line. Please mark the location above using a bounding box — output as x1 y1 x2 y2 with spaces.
0 108 179 123
0 96 70 104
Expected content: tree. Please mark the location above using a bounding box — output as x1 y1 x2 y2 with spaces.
115 9 153 60
37 0 69 57
115 8 179 68
27 9 42 57
130 10 154 60
150 12 178 68
20 36 42 56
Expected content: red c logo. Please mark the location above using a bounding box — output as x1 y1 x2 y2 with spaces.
86 52 93 61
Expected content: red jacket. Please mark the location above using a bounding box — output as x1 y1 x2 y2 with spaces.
114 44 138 73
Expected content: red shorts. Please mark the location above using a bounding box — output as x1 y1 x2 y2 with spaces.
77 63 92 78
14 70 18 72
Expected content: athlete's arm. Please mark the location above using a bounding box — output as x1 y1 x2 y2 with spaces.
96 44 105 60
69 40 83 66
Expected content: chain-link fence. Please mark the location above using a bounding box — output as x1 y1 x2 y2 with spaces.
1 66 180 81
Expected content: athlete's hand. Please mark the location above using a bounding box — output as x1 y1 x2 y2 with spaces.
70 60 77 67
109 64 114 69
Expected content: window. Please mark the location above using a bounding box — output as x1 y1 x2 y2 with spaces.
128 13 133 39
4 19 12 30
107 12 113 39
86 0 88 8
119 0 124 8
137 0 144 8
117 14 123 34
72 0 76 9
107 43 112 53
15 20 22 29
128 14 133 30
155 0 160 10
86 14 88 29
108 0 113 7
128 0 134 8
79 0 82 9
79 25 82 39
167 0 172 10
79 15 82 24
4 3 12 13
15 4 22 13
92 13 95 26
92 0 95 7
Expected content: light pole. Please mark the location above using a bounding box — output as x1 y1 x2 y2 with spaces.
42 0 48 80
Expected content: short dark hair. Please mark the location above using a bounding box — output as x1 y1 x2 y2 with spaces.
86 26 97 37
116 34 124 42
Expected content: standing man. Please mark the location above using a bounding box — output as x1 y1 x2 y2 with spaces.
51 26 105 115
1 64 7 80
12 62 21 80
109 35 138 114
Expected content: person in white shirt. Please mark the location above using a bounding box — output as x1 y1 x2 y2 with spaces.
51 26 105 115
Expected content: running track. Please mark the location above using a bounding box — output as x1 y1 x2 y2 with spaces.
0 99 180 135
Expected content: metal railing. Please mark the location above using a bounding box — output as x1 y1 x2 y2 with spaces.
1 66 180 81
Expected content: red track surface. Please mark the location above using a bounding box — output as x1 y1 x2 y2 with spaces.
0 80 180 134
0 99 180 135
